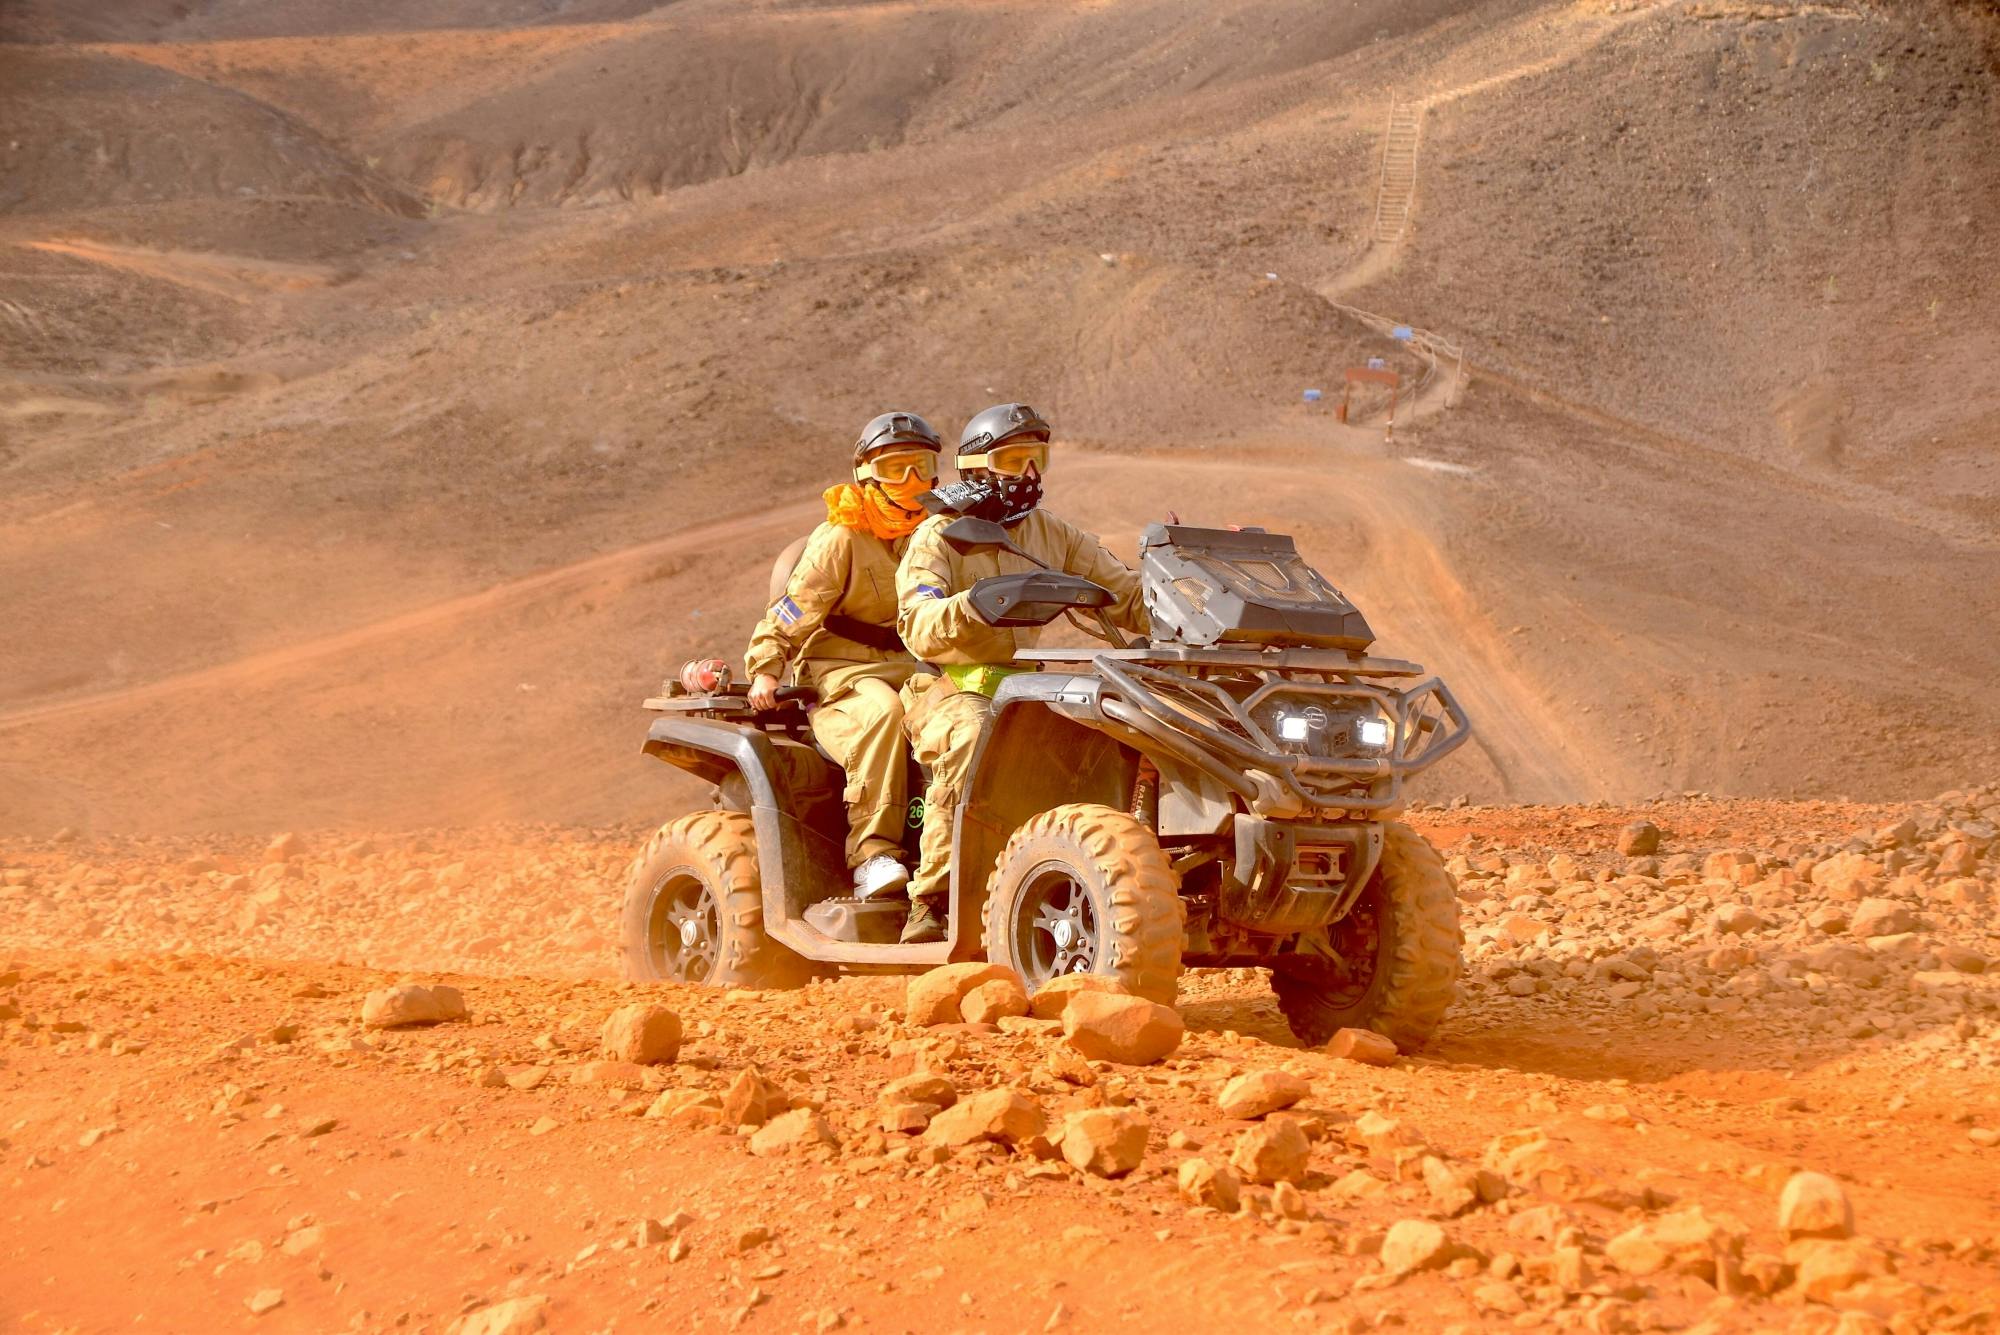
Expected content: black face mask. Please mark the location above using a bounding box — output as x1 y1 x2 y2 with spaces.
984 465 1042 525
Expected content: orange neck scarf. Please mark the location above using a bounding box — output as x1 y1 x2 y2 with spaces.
824 479 928 541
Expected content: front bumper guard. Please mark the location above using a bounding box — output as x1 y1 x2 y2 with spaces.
1089 657 1472 815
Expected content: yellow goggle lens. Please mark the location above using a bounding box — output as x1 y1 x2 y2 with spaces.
859 448 937 483
979 441 1049 476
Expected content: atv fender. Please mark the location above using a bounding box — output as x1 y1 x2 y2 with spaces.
956 679 1141 952
643 716 957 966
642 717 848 951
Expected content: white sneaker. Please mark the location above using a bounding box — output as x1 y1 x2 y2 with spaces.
852 855 910 901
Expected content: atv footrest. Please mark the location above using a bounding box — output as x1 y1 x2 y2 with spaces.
802 896 906 945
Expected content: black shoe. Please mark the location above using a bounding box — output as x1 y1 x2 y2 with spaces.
900 896 946 945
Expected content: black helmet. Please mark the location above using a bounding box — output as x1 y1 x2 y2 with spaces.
957 402 1050 459
853 411 942 467
950 402 1050 525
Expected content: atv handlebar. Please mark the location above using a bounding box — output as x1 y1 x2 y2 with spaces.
968 571 1114 628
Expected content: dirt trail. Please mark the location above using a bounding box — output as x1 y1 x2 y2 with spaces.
1323 0 1668 301
19 239 341 301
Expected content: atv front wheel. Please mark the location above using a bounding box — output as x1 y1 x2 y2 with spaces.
1270 821 1461 1049
982 803 1184 1004
621 812 811 989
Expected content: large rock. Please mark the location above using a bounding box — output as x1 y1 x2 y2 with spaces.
1713 903 1765 935
1483 1129 1604 1203
880 1073 957 1110
1326 1028 1399 1066
450 1296 548 1335
1229 1116 1310 1185
599 1004 681 1065
1380 1219 1453 1275
1059 1107 1149 1177
1494 912 1554 947
1028 973 1129 1021
361 984 465 1029
646 1088 722 1127
960 977 1030 1025
1348 1110 1424 1159
1177 1158 1241 1212
1062 992 1183 1065
1849 898 1918 938
265 832 307 862
1788 1238 1890 1303
923 1089 1045 1148
1421 1156 1483 1216
748 1108 837 1157
1778 1171 1854 1240
1936 841 1979 877
906 963 1021 1027
1217 1069 1309 1120
722 1067 787 1128
1617 822 1661 856
1604 1206 1744 1281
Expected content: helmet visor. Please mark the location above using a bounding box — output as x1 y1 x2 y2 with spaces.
963 440 1049 477
857 447 938 484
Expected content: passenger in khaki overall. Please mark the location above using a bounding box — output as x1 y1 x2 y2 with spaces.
895 403 1150 943
745 413 943 900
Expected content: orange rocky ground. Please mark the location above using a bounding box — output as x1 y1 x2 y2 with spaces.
5 795 1997 1333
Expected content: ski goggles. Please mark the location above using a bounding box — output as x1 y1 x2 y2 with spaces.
959 439 1049 476
855 447 939 484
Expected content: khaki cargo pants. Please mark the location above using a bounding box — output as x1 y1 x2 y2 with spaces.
900 676 992 903
807 661 917 870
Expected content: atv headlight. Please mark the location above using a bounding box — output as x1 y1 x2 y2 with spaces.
1253 696 1392 760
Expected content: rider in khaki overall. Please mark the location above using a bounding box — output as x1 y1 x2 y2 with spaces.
746 413 943 900
894 403 1149 943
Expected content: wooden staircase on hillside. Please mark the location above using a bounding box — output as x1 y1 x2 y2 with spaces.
1372 100 1423 246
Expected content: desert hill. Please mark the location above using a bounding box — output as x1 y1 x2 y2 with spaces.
1 0 1997 833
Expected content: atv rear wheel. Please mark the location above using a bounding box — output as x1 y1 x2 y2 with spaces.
621 812 811 989
1270 821 1461 1049
982 803 1184 1005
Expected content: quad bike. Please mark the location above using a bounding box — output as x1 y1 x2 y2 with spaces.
622 518 1473 1047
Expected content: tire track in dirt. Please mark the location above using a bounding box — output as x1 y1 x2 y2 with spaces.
0 497 823 735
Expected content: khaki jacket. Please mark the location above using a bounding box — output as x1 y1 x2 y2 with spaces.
895 509 1149 665
745 522 915 694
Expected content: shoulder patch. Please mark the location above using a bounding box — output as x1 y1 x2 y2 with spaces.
774 596 803 625
916 585 946 600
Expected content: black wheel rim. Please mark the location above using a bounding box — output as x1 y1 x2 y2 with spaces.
646 867 721 983
1283 882 1385 1008
1014 862 1100 988
1328 883 1386 1004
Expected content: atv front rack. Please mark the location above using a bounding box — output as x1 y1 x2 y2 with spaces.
1014 647 1470 814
